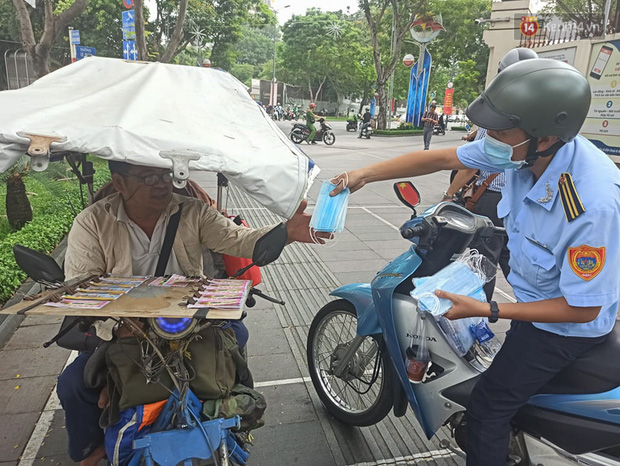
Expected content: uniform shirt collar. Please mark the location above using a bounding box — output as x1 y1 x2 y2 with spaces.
524 140 575 211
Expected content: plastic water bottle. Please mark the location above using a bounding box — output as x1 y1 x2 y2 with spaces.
469 319 501 362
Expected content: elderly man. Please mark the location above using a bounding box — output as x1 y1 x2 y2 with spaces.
58 160 324 465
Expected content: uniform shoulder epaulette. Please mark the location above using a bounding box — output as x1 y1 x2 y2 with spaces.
558 172 585 222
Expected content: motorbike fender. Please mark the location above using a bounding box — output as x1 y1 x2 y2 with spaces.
371 247 436 438
330 284 382 336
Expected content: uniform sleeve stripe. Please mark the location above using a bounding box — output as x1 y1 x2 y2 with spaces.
558 172 585 222
562 183 578 218
559 183 576 221
564 174 585 214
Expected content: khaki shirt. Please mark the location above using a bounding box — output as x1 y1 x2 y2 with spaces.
65 193 273 279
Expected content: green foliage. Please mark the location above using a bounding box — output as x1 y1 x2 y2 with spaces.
229 62 254 86
56 0 124 57
451 60 481 109
0 158 110 303
189 0 272 70
374 128 424 136
0 0 19 42
234 24 274 68
279 9 375 101
428 0 491 87
540 0 620 34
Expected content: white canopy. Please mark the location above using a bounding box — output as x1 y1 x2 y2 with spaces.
0 57 317 218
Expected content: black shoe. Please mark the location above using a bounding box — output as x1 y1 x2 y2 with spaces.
357 136 362 138
311 141 317 144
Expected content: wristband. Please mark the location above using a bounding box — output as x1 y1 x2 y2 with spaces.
489 301 499 323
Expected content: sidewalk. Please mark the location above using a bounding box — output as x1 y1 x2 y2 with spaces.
0 130 509 464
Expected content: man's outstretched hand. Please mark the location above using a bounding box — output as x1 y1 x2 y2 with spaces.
285 199 332 244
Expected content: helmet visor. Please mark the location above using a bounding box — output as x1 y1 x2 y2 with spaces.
466 94 521 131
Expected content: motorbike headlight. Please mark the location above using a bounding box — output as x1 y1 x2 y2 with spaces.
148 317 197 340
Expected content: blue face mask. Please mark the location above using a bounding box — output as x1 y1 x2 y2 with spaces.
410 261 486 317
483 134 530 170
309 181 350 233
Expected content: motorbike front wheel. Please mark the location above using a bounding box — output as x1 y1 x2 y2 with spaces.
322 132 336 145
307 299 394 426
290 129 305 144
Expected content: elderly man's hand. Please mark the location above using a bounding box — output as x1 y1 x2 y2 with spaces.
285 200 332 244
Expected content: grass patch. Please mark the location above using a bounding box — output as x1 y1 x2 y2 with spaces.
451 126 469 131
0 156 110 303
373 129 424 136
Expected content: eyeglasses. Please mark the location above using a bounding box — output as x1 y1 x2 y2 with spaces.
122 172 174 186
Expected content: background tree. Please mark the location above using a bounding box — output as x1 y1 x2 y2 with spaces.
359 0 425 130
543 0 620 35
11 0 88 77
58 0 124 57
137 0 271 66
279 9 340 101
278 9 375 107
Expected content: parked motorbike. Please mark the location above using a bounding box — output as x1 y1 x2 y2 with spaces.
359 121 372 139
433 123 446 136
289 118 336 145
12 224 289 466
307 182 620 465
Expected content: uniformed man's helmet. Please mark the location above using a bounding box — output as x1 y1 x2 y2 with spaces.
498 48 538 73
466 59 591 142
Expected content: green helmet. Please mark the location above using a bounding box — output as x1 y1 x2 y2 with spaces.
467 59 591 142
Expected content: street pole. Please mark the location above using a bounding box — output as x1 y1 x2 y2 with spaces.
270 5 290 108
272 21 277 107
387 14 396 129
68 27 76 63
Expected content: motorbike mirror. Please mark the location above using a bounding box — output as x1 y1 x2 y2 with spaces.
251 223 288 267
393 182 421 210
13 244 65 284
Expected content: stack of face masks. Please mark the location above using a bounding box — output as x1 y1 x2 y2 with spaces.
409 254 494 317
309 181 350 233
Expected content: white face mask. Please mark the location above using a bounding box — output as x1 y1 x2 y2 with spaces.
483 134 531 170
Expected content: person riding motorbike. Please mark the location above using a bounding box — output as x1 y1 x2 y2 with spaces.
58 161 329 465
330 59 620 465
305 103 318 144
358 108 372 138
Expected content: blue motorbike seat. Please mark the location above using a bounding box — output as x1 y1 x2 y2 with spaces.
539 322 620 395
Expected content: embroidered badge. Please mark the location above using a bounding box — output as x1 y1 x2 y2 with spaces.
568 245 606 281
537 182 553 204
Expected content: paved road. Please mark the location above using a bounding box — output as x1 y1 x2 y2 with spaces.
0 122 514 465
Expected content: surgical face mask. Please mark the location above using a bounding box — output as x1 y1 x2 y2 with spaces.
410 261 485 317
483 134 530 170
309 181 350 233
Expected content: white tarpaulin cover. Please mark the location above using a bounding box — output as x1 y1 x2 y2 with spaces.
0 57 317 218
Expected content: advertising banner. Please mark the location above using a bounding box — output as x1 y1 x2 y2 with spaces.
581 40 620 156
443 88 454 116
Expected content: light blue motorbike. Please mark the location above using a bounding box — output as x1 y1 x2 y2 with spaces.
307 182 620 465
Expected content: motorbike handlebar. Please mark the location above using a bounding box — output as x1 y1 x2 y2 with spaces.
245 288 285 308
400 223 429 239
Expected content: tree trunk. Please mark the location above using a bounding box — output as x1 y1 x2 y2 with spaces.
6 173 32 231
12 0 88 78
376 81 388 130
134 0 148 61
159 0 189 63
